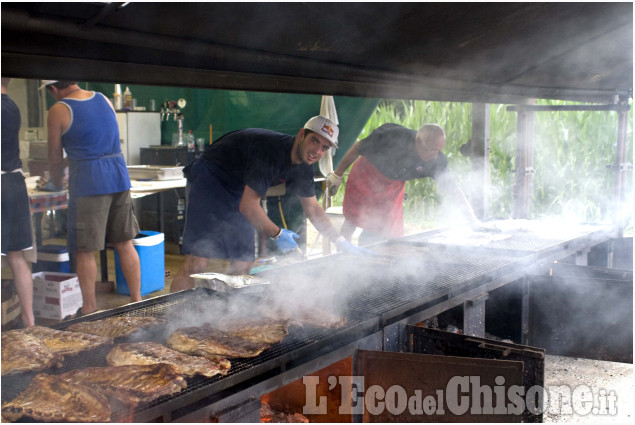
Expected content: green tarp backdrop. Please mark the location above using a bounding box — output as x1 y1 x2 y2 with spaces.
85 82 378 165
71 83 378 249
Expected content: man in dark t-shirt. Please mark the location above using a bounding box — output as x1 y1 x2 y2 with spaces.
171 116 367 292
1 78 35 327
328 123 479 245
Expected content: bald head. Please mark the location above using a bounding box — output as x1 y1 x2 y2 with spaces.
1 78 12 93
415 124 446 161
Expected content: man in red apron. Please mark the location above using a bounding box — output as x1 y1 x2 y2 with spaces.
327 124 479 245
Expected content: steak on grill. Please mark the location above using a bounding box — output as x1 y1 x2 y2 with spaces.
106 341 231 378
219 318 290 344
66 316 166 338
56 363 187 407
1 330 63 376
167 323 270 358
288 306 347 329
1 373 111 422
22 325 113 355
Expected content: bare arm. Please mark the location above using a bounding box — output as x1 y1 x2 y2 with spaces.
298 195 340 241
238 185 282 238
333 140 362 177
46 103 69 187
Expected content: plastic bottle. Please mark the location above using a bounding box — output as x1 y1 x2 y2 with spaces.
113 84 122 110
122 86 133 110
187 130 195 152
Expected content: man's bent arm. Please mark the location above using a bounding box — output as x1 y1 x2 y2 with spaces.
298 195 340 241
239 185 284 238
46 104 67 187
333 141 362 177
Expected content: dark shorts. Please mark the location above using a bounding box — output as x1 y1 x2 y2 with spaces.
182 159 255 261
67 191 139 252
1 172 33 254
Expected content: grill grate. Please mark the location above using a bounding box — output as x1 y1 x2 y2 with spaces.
260 249 528 318
343 251 520 314
403 221 612 253
2 223 610 420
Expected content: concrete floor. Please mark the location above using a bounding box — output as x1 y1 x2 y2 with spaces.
543 355 633 423
33 240 212 319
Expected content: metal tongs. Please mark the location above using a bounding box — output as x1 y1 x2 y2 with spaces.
292 247 307 260
472 222 503 233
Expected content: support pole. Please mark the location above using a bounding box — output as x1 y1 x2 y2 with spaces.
512 101 535 219
470 103 491 218
614 98 630 238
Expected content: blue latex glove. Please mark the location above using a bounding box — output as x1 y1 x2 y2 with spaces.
42 181 63 192
334 236 375 256
274 229 300 253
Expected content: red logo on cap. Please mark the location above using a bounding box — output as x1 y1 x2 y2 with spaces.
321 124 334 138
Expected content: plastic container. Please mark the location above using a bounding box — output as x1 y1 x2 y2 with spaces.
122 86 133 110
113 84 122 110
186 130 195 152
32 245 70 273
114 231 165 296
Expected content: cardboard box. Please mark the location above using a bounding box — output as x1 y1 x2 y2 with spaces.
2 293 21 330
32 272 82 320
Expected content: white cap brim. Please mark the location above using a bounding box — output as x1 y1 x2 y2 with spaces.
38 80 58 90
304 115 339 148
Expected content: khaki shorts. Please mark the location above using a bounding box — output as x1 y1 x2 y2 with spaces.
68 191 140 252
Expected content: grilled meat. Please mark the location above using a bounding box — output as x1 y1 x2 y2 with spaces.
1 373 111 422
106 341 231 378
1 330 63 376
167 324 270 358
22 325 113 355
219 318 290 344
289 306 347 329
56 364 186 407
66 316 166 338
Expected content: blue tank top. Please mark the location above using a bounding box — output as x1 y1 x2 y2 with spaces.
59 92 130 197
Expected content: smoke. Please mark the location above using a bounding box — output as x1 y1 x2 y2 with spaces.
165 99 631 360
528 266 632 363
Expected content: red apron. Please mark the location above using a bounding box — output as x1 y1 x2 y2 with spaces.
342 156 405 238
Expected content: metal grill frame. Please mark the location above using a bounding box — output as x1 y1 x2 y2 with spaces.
400 221 617 262
260 246 536 328
1 223 616 422
2 289 380 422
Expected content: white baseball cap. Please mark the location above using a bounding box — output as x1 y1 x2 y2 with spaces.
38 80 58 90
304 115 339 148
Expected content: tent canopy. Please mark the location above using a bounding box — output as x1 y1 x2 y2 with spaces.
2 2 632 103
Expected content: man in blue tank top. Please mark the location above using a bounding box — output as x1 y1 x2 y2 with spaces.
43 80 141 315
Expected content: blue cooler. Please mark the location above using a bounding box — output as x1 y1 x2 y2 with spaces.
114 231 165 296
32 245 70 273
